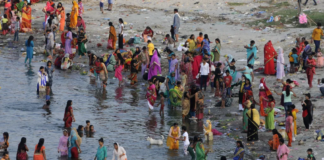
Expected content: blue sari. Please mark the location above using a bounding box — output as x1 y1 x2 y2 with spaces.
233 147 244 160
68 130 78 158
246 44 257 66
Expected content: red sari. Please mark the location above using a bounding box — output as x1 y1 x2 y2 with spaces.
64 106 73 128
192 55 203 81
306 59 316 87
296 42 305 55
259 78 272 116
264 41 277 75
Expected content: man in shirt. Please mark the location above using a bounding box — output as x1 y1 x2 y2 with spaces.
147 40 154 60
312 23 323 53
173 8 180 42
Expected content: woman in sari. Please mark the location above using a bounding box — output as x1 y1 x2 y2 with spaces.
186 35 197 52
16 0 24 17
169 81 183 107
148 49 161 80
43 2 54 22
211 38 221 62
142 26 154 42
112 143 127 160
236 64 254 82
247 104 260 141
21 3 32 32
195 88 204 120
242 91 254 132
17 137 29 160
77 28 87 58
259 77 272 116
302 93 313 131
3 0 11 13
115 49 124 87
33 138 46 160
65 27 73 54
225 59 240 84
166 72 176 105
129 54 139 85
63 100 75 129
200 34 211 58
306 54 316 88
276 47 285 81
268 129 282 151
108 22 117 50
77 16 86 31
192 54 203 83
56 3 65 32
69 1 78 29
94 138 107 160
277 139 289 160
182 92 190 118
296 37 305 55
68 130 81 159
316 48 324 67
263 95 275 130
146 79 156 110
195 136 209 160
183 52 194 85
264 41 277 75
37 67 48 94
233 141 244 160
98 58 108 88
57 130 68 156
290 104 298 138
166 123 180 150
78 0 84 17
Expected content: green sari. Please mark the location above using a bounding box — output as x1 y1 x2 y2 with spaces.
169 87 182 107
196 142 206 160
265 107 275 130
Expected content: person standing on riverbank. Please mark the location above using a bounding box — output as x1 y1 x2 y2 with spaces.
311 23 323 53
25 36 34 64
173 9 180 42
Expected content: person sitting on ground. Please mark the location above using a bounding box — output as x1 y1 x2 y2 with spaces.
164 34 176 48
306 148 316 160
142 26 154 42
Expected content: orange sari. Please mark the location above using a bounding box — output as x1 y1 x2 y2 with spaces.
56 7 66 31
268 134 279 150
108 26 117 50
69 1 78 28
21 6 32 32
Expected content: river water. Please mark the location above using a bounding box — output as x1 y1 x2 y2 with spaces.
0 50 243 160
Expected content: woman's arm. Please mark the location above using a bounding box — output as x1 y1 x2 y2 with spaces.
82 35 87 42
166 78 169 90
292 91 297 97
75 139 81 153
43 150 47 160
251 72 254 82
70 108 75 122
26 145 29 151
274 90 282 95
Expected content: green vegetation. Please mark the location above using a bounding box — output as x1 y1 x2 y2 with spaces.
227 2 247 6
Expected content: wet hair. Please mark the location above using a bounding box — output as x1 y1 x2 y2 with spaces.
272 129 283 140
46 100 51 106
66 13 70 16
268 95 274 101
287 109 293 116
203 34 209 42
285 85 290 97
155 48 161 58
245 78 251 85
220 156 227 160
3 132 8 140
247 64 253 68
231 59 236 63
57 2 62 8
302 37 306 41
215 38 221 44
99 138 104 143
174 8 178 12
113 142 118 146
86 120 90 123
90 125 94 130
307 148 313 152
193 136 198 143
217 62 222 67
109 22 113 26
236 141 244 148
27 36 34 46
17 137 27 153
119 18 124 24
147 40 151 43
321 78 324 84
65 100 72 113
250 103 255 109
77 125 83 131
226 70 229 73
199 32 203 35
50 15 54 19
47 61 52 66
181 126 187 131
184 91 189 99
305 93 311 99
27 3 31 6
36 138 44 153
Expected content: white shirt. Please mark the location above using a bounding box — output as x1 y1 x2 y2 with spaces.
118 23 124 35
199 62 210 75
112 146 127 160
182 132 190 146
318 83 324 88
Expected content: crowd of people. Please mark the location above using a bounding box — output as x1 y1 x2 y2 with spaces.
0 0 324 158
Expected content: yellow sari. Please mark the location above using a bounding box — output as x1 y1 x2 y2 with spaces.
69 1 78 28
166 126 179 150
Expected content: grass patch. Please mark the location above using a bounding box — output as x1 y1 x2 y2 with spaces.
247 8 324 28
227 2 247 6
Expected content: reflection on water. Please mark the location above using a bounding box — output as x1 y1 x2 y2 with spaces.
0 54 239 160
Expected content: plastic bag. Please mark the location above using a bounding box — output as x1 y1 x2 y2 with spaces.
107 39 113 49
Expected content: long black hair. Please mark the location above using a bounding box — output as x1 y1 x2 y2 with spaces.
119 18 124 24
36 138 44 153
57 2 63 8
116 49 124 64
236 141 244 148
154 48 161 58
17 137 27 153
65 100 72 113
285 85 290 97
272 129 283 140
27 36 34 46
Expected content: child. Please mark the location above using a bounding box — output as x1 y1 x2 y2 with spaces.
224 70 232 98
159 92 165 116
43 100 51 109
219 77 226 108
307 148 315 160
99 0 104 14
65 13 71 28
289 48 298 73
85 120 91 131
187 140 195 160
170 25 175 40
181 126 190 155
210 66 215 93
165 34 176 48
291 49 299 73
180 70 187 88
90 125 96 132
13 17 20 42
2 14 10 35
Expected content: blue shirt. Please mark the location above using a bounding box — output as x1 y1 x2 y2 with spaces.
291 54 298 63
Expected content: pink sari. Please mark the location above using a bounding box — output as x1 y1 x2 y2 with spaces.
146 84 156 110
277 143 290 160
115 65 123 81
44 2 55 22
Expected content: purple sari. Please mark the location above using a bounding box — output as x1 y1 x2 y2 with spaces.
65 31 72 54
148 50 161 80
169 58 179 81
